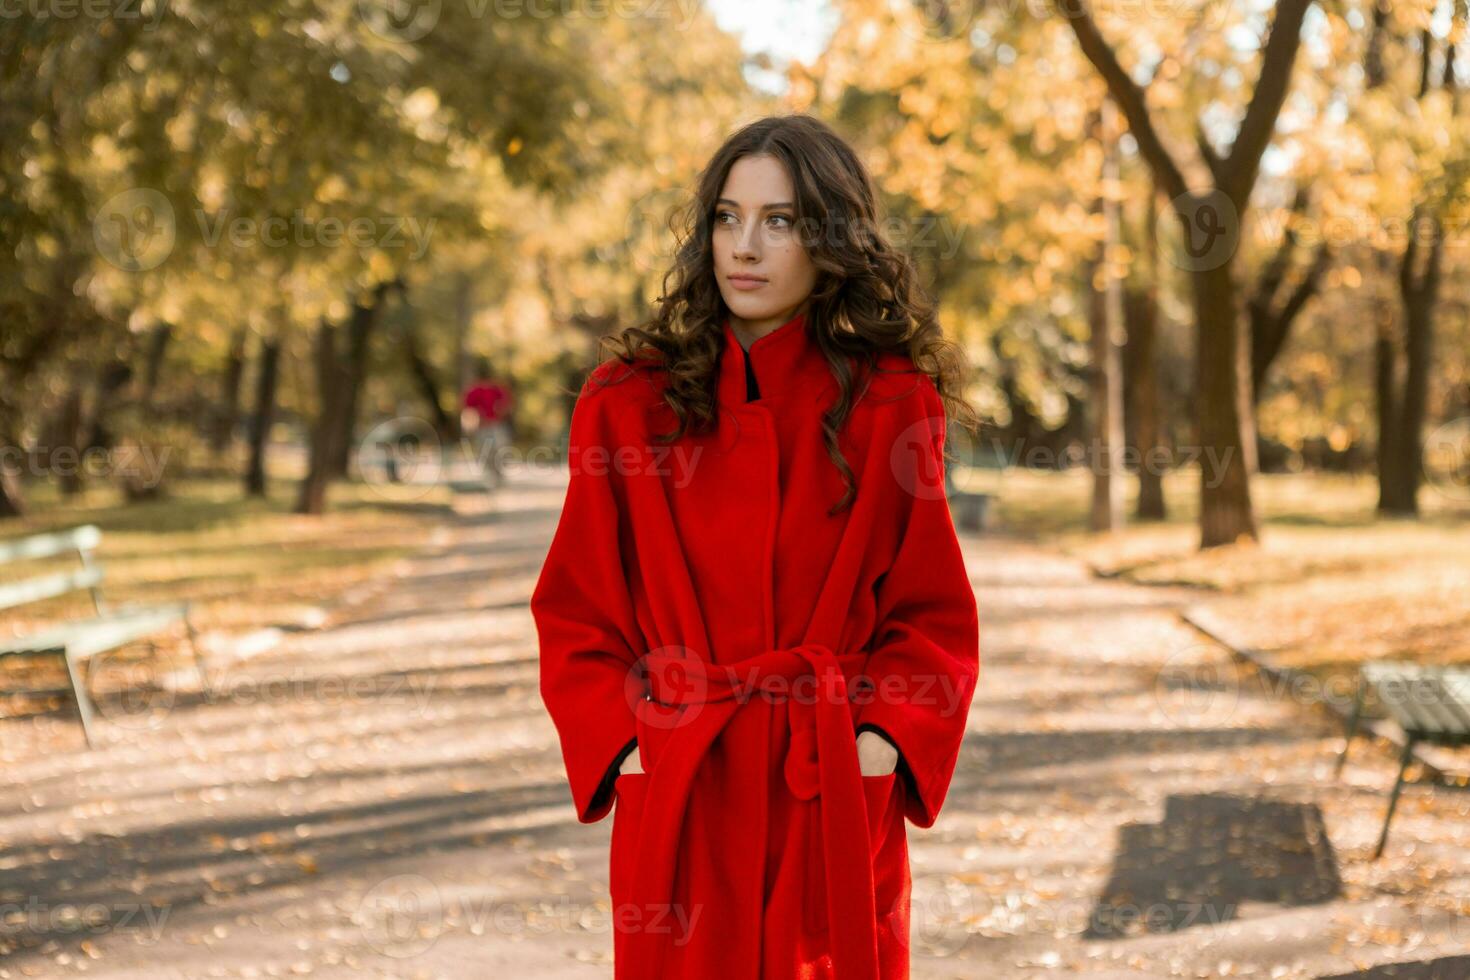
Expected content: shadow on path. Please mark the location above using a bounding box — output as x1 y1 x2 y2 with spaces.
1084 792 1341 939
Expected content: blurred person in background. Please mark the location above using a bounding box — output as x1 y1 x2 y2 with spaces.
461 356 514 488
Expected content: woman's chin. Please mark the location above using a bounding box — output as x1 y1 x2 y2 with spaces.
721 295 786 321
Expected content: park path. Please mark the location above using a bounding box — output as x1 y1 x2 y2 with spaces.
1 467 1467 979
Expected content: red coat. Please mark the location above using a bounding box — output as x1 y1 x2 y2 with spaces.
532 310 980 979
463 380 512 423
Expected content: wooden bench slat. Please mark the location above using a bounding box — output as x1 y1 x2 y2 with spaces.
1379 680 1445 734
1377 676 1451 736
1363 662 1438 683
1444 671 1470 693
0 603 190 661
1413 683 1468 735
0 525 100 564
1404 677 1459 734
1367 666 1470 738
1433 681 1470 733
0 567 104 612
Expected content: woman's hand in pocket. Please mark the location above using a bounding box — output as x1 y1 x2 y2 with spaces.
856 729 898 776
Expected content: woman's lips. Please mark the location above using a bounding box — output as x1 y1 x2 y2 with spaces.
728 275 767 291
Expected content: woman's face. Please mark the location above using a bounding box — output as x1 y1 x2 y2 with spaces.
712 153 817 337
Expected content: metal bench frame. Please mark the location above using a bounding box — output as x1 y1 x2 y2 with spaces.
943 462 992 533
0 524 208 747
1335 661 1470 859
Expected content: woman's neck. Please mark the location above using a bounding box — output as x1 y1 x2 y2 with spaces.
728 305 809 351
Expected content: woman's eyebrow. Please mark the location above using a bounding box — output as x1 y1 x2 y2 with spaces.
716 198 795 210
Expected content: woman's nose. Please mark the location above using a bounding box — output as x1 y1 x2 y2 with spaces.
733 223 760 260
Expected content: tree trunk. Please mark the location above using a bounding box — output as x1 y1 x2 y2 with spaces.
0 419 24 518
1374 307 1401 511
84 361 133 454
53 384 87 496
1192 257 1259 548
402 306 456 443
0 470 22 517
140 322 172 411
1381 8 1457 514
329 286 390 479
1384 209 1442 514
1087 102 1126 533
1129 183 1166 521
1124 287 1166 520
245 334 281 498
297 318 352 515
452 272 474 443
211 325 248 456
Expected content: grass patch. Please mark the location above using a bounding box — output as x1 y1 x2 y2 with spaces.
0 475 451 719
1 475 449 632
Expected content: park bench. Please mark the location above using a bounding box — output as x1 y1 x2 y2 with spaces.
1335 660 1470 859
0 524 207 748
948 487 991 532
944 454 993 533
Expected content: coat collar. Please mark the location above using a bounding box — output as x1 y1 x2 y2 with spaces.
716 309 828 408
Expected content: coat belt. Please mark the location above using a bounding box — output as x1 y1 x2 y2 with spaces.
622 642 881 979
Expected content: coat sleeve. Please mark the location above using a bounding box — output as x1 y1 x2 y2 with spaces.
532 378 645 824
854 377 980 828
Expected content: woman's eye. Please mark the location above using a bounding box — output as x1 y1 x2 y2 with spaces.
768 214 792 228
716 211 737 225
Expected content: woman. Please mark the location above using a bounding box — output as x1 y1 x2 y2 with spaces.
532 114 981 979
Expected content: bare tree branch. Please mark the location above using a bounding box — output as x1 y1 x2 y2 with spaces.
1220 0 1314 208
1057 0 1190 202
1252 184 1312 308
1196 123 1225 183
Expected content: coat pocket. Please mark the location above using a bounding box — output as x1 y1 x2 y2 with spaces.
609 771 650 916
860 771 898 850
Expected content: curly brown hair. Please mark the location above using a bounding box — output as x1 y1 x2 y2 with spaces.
590 112 976 515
